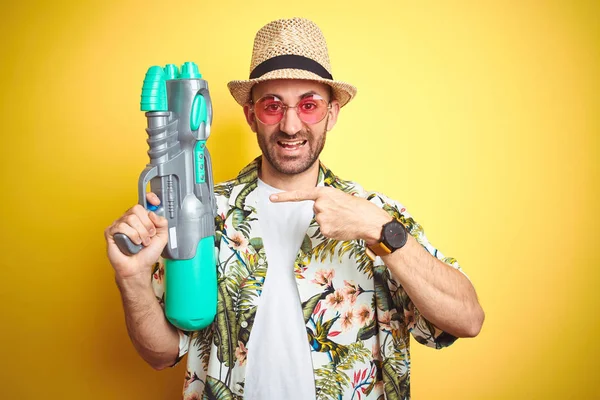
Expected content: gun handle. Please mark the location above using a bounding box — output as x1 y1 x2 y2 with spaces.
138 165 159 209
114 165 160 257
114 233 143 255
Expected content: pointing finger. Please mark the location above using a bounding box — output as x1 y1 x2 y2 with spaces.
270 188 320 203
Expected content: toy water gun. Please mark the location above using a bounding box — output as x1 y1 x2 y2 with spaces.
114 62 217 331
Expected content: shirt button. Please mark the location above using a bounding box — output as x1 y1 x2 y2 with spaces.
240 321 248 328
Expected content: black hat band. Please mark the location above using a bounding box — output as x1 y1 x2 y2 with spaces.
249 55 333 80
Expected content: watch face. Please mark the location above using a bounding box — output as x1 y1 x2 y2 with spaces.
383 220 407 249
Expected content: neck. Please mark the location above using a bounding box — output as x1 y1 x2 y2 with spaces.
258 157 320 191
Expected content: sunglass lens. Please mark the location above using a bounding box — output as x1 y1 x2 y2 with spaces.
255 97 284 125
297 97 328 124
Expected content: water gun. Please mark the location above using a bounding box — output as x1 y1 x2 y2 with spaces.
114 62 217 331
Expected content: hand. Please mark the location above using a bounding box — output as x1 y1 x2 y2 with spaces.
104 192 169 283
270 187 392 244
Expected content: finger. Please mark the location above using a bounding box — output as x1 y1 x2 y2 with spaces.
270 188 320 203
146 192 161 207
124 214 152 246
148 212 170 251
108 221 143 246
149 211 169 235
130 204 157 236
313 199 325 213
315 213 323 226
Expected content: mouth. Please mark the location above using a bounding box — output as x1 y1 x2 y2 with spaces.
277 140 308 150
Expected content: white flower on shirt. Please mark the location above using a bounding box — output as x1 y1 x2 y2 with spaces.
235 341 248 366
312 268 335 286
378 309 401 331
355 303 372 327
404 303 416 331
340 308 355 331
229 231 248 253
325 289 346 310
342 280 362 304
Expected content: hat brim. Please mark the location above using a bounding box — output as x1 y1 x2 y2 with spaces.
227 69 357 107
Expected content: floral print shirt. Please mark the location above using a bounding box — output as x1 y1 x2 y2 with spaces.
151 156 463 400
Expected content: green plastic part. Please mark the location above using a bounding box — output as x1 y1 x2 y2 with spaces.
194 141 206 184
164 236 217 331
179 61 202 79
164 63 179 80
190 93 207 131
140 66 168 111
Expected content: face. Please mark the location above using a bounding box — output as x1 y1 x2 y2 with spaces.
243 79 340 176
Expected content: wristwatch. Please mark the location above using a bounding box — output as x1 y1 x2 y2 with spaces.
366 218 408 260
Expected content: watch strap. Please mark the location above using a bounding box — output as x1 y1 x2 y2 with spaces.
367 241 393 258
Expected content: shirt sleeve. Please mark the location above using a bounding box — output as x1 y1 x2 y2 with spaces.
367 191 466 349
151 257 191 365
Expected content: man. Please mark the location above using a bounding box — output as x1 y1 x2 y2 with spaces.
105 17 484 400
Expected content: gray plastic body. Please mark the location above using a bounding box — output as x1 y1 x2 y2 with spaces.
116 78 216 260
141 79 215 260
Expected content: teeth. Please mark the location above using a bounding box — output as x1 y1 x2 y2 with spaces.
279 140 305 146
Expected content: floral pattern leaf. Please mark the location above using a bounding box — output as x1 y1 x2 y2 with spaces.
232 158 259 185
301 288 332 324
248 237 263 253
203 376 235 400
234 182 257 210
356 318 377 341
338 240 374 277
373 265 394 312
300 234 312 256
382 358 409 400
192 327 214 372
225 258 266 314
231 208 252 238
214 183 233 198
335 341 371 371
214 280 238 368
315 364 348 400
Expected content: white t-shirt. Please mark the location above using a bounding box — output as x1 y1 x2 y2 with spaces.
243 179 316 399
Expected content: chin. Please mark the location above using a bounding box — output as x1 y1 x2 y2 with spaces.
271 156 316 176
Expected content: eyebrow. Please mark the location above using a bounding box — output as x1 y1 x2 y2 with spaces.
300 91 322 99
259 91 324 101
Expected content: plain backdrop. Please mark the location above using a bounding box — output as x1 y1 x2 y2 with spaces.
1 1 598 398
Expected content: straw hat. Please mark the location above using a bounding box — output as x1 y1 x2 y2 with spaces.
227 17 357 107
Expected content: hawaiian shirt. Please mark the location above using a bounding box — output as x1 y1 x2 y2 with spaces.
151 156 463 400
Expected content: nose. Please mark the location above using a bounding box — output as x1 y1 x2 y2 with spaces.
279 107 303 135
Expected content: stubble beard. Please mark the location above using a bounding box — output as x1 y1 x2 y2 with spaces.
257 123 328 176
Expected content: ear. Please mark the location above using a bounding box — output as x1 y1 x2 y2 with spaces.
243 104 258 133
326 99 341 132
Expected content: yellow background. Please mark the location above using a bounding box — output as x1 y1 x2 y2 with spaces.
1 0 598 398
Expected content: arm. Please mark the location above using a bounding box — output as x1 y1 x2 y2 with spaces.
375 230 484 338
116 274 181 370
105 193 187 370
361 198 484 339
271 187 485 339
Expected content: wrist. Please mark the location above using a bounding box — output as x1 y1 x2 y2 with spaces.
115 272 153 293
380 231 414 261
365 217 409 260
363 212 393 246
